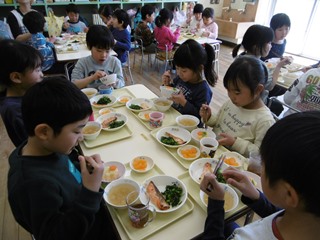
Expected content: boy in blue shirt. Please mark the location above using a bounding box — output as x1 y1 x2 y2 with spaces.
63 4 88 34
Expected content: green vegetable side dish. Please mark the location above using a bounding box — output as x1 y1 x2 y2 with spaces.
109 120 125 129
216 169 226 183
160 136 179 145
97 96 111 105
129 104 142 110
162 183 183 207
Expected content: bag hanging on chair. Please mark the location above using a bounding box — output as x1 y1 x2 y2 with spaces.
45 10 64 37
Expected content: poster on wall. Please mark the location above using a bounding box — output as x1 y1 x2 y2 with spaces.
210 0 220 4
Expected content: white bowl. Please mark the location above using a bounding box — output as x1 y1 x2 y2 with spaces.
189 158 228 185
138 110 153 121
143 175 188 213
103 178 140 209
282 72 298 83
130 156 154 173
156 126 191 148
82 121 101 140
98 107 116 116
177 145 200 161
191 128 217 143
126 98 153 112
90 94 117 108
160 85 180 98
153 97 173 112
100 73 117 85
102 161 126 183
96 112 127 131
176 115 200 131
81 88 98 99
242 170 262 191
200 183 239 212
117 95 133 105
219 152 244 169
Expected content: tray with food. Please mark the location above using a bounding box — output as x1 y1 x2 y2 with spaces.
107 164 194 240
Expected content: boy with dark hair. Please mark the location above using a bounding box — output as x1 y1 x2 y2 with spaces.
201 111 320 239
134 4 156 53
7 77 119 240
111 9 131 64
71 25 124 89
63 3 88 34
23 11 57 72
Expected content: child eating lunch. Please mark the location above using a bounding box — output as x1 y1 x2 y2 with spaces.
63 4 88 34
201 7 218 39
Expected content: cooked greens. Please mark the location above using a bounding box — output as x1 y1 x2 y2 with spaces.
162 183 183 207
129 104 142 110
216 169 226 183
160 136 179 145
109 120 125 129
97 96 111 105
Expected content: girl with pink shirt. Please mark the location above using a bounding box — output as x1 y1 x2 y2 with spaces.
154 8 180 54
201 7 218 39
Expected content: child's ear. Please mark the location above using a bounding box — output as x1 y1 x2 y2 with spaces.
255 84 264 95
283 182 299 208
9 72 23 84
34 124 53 140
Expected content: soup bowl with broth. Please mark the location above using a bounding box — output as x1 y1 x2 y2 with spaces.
104 178 140 209
82 121 101 140
81 88 98 99
153 97 173 112
176 115 200 131
200 184 239 212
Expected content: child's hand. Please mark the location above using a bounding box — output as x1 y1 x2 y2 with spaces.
84 27 89 33
171 92 186 106
223 168 260 200
162 70 172 86
278 56 293 67
93 70 106 81
63 22 70 29
202 31 210 37
200 173 225 201
79 154 104 192
200 104 212 120
217 133 236 146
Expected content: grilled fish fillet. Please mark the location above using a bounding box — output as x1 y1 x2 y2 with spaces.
101 116 117 128
199 162 212 182
165 132 186 145
146 181 170 210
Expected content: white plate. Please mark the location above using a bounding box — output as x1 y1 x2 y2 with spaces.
143 175 188 213
102 161 126 183
116 95 133 105
177 145 200 161
156 126 191 148
242 170 262 192
191 128 217 143
126 98 153 112
189 158 228 185
98 107 116 116
216 151 244 169
138 110 153 121
96 112 128 131
90 94 116 108
130 156 154 173
199 184 239 212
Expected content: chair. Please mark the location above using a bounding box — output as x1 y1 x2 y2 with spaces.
211 42 220 75
122 51 134 85
154 42 174 74
267 96 300 121
132 38 154 73
64 61 76 81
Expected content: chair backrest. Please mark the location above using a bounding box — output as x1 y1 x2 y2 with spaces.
267 96 301 121
64 61 76 81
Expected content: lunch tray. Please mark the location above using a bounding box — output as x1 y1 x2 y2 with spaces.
108 163 194 240
128 104 181 131
82 125 133 148
177 172 246 219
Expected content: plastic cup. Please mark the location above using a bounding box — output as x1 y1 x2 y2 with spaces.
247 151 262 176
149 112 165 128
200 137 218 157
98 85 113 94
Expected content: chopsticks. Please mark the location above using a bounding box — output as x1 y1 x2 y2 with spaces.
74 144 94 173
202 102 208 130
206 154 226 192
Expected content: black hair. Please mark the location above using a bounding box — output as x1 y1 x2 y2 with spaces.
193 3 204 14
202 7 214 19
23 11 46 34
223 56 268 96
86 25 114 50
112 9 130 29
260 111 320 217
155 8 173 28
270 13 291 31
0 39 42 87
232 24 274 58
66 3 79 14
98 4 113 18
22 77 92 136
141 4 155 20
174 39 218 87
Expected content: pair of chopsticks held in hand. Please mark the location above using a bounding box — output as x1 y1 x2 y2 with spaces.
206 155 226 192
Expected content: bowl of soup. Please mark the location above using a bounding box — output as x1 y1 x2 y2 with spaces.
103 178 140 209
82 121 101 140
81 88 98 99
200 184 239 212
176 115 200 131
153 97 173 112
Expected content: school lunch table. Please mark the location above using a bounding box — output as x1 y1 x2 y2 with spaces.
80 84 252 240
176 35 222 45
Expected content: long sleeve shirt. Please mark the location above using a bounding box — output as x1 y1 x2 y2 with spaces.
154 25 180 51
207 100 275 157
112 28 131 63
202 21 218 39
